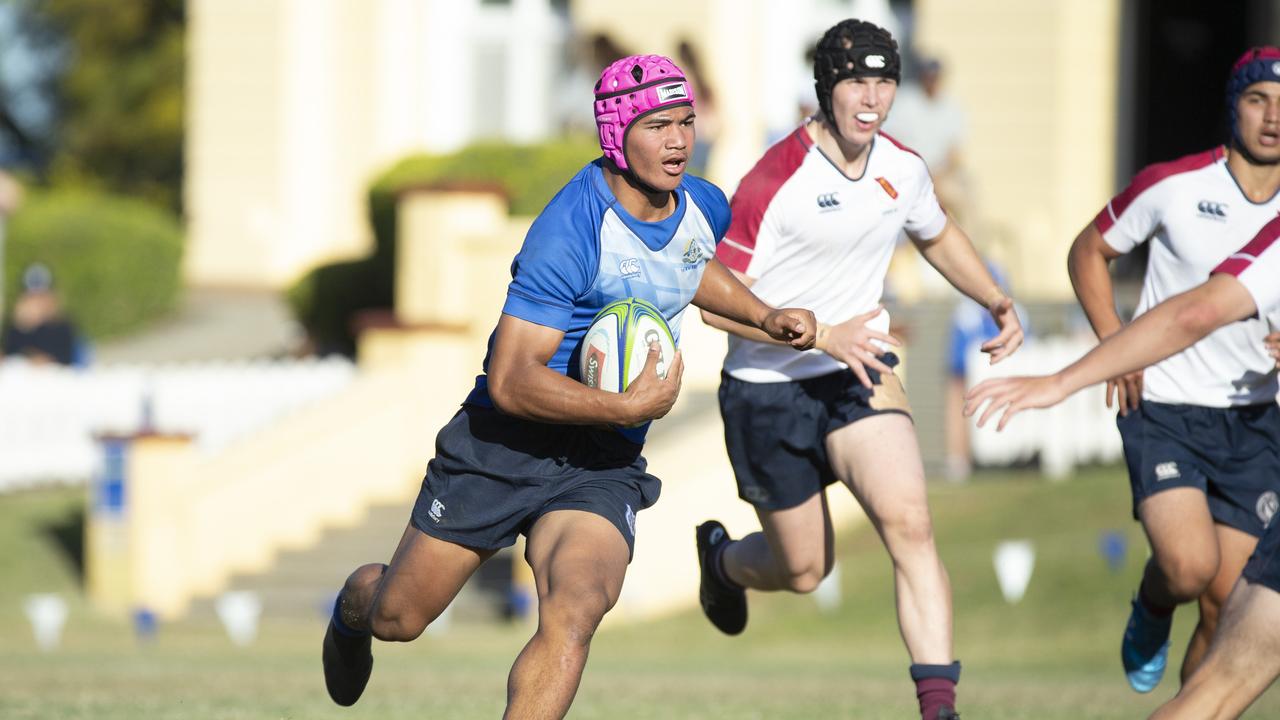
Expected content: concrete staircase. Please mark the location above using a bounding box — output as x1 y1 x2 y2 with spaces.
186 500 516 623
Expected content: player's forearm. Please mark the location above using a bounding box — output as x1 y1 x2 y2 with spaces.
489 363 638 426
916 220 1005 308
1056 281 1242 396
1067 227 1125 340
699 309 791 345
691 259 771 329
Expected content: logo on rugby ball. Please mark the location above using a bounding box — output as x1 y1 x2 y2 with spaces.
583 345 606 389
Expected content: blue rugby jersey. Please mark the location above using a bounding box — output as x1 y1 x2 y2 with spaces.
465 159 730 443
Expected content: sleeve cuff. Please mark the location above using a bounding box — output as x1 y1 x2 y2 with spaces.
502 291 574 331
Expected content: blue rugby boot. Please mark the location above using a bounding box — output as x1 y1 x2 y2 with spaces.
1120 596 1172 693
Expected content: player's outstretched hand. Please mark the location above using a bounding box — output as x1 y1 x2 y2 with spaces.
623 344 684 423
818 305 902 389
762 307 818 351
1267 331 1280 369
981 297 1025 364
1106 370 1144 416
963 374 1067 431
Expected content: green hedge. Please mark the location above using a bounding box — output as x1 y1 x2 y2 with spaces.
289 136 599 355
3 189 184 340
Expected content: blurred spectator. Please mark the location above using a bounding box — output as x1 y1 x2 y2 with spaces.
560 33 630 134
883 56 973 226
2 263 83 365
676 39 719 176
942 261 1025 481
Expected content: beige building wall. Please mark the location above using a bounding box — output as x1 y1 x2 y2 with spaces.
913 0 1121 300
185 0 570 289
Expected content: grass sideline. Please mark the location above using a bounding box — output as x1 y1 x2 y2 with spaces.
1 468 1278 719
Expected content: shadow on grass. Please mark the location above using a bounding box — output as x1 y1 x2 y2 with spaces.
40 504 85 582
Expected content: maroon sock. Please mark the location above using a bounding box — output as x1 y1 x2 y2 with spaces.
914 676 956 719
910 662 960 719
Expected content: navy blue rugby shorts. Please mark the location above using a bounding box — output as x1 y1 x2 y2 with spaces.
1117 400 1280 537
718 353 912 511
410 405 660 559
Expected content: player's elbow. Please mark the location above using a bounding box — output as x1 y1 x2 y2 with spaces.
487 370 520 415
699 307 724 329
1172 299 1226 339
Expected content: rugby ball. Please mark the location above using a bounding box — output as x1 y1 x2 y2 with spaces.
579 298 677 393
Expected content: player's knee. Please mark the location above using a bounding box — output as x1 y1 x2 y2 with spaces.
782 562 828 594
368 595 430 643
879 505 935 550
1160 556 1217 600
539 590 612 648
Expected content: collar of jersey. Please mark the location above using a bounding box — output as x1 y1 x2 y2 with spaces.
1220 146 1280 206
805 124 876 183
590 160 686 251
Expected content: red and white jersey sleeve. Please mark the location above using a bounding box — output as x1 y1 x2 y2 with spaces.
1216 215 1280 315
1092 147 1279 406
717 127 945 382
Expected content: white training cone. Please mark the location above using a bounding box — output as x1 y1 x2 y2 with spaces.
813 561 843 613
215 591 262 647
426 602 452 636
993 540 1035 604
24 593 68 652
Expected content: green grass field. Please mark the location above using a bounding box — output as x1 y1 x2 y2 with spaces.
2 467 1278 719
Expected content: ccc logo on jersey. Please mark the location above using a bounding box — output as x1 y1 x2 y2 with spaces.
816 192 842 211
1196 200 1228 220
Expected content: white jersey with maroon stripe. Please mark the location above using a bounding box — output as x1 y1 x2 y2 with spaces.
1216 214 1280 315
1096 147 1279 407
717 126 946 382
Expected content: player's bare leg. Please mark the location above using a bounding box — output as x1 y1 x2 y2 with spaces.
504 510 629 720
1150 579 1280 719
721 490 836 592
1138 489 1220 610
323 523 493 706
1182 523 1256 681
827 413 959 718
826 413 951 662
1121 488 1217 693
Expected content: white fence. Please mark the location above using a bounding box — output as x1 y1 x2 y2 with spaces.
965 335 1124 479
0 357 356 492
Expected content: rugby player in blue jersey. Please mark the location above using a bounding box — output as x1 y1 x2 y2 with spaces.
320 54 816 719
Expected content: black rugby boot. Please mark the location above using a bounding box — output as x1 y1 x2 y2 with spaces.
696 520 747 635
322 618 373 706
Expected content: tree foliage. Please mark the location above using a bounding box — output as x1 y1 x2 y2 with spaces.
1 0 184 212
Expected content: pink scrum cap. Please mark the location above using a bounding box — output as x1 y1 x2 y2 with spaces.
593 54 695 171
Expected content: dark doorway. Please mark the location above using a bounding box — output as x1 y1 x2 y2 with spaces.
1122 0 1275 179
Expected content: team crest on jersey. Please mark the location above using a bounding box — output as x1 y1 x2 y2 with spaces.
619 257 642 279
682 238 705 265
1196 200 1228 221
875 177 898 200
1258 491 1279 528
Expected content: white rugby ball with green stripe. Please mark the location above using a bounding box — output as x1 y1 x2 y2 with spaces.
579 298 676 393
